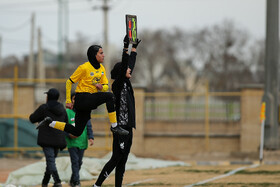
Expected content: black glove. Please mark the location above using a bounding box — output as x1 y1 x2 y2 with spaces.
132 38 141 48
123 35 129 48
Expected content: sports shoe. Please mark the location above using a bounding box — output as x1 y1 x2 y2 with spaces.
70 181 81 187
110 125 129 135
36 116 52 129
53 183 62 187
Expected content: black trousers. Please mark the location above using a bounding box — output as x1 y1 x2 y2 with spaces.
95 127 133 187
42 147 61 184
68 147 85 184
64 92 116 136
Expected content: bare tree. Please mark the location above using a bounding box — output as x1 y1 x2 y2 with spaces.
249 39 265 84
68 32 90 65
191 20 256 91
60 20 263 92
134 29 197 92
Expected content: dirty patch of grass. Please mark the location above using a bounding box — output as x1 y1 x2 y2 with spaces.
235 170 280 175
178 169 222 174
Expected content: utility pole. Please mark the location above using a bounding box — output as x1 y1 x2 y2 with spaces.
58 0 64 71
57 0 69 75
27 13 35 81
0 35 2 68
102 0 110 74
37 27 46 86
93 0 111 74
64 0 69 75
262 0 279 149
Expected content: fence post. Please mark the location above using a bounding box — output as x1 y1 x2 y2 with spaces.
13 66 18 152
205 81 210 151
132 86 145 155
240 85 263 152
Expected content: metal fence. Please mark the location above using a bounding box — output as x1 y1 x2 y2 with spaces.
145 92 241 122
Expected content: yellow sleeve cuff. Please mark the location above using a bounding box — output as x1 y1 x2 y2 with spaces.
102 84 109 92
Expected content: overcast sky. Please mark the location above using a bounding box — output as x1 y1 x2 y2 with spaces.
0 0 266 58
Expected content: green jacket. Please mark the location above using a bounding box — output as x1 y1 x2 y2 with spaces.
65 109 94 149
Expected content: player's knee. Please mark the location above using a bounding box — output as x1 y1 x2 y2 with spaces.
108 92 115 102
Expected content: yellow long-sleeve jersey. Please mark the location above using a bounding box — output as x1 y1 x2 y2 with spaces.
66 62 109 104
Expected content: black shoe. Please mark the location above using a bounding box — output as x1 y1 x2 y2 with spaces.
51 171 62 187
37 117 52 129
52 183 62 187
110 126 129 135
42 171 51 186
70 181 81 187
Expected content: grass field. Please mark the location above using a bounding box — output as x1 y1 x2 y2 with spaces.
1 157 280 187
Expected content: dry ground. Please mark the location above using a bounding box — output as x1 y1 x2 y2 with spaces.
1 155 280 187
79 164 280 187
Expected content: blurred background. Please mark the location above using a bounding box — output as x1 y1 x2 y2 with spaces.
0 0 279 161
0 0 266 90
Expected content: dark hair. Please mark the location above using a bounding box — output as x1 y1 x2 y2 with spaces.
111 62 121 80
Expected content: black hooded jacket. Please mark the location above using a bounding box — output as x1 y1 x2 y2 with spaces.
111 51 137 129
29 100 67 149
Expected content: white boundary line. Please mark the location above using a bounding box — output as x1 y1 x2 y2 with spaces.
125 178 153 186
184 163 259 187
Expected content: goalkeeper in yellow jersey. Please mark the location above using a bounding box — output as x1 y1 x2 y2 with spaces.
37 45 129 136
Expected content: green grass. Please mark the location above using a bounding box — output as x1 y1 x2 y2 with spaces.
176 169 222 174
129 183 170 186
235 170 280 175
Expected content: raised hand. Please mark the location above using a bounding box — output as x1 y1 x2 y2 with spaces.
132 38 141 49
123 35 129 48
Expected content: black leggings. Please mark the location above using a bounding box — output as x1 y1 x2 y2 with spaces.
95 128 133 187
64 92 116 136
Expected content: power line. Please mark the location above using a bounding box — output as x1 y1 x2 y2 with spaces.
0 16 30 32
0 0 94 10
0 0 56 9
0 0 110 13
2 38 30 45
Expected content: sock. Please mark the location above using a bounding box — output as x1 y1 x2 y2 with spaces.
108 111 117 124
111 123 117 128
49 121 56 128
49 121 66 131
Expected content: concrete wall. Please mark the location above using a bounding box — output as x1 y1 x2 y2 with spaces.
17 84 35 116
0 84 35 117
99 87 262 157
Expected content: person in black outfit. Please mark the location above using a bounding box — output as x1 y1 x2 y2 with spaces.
93 35 141 187
29 88 67 187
